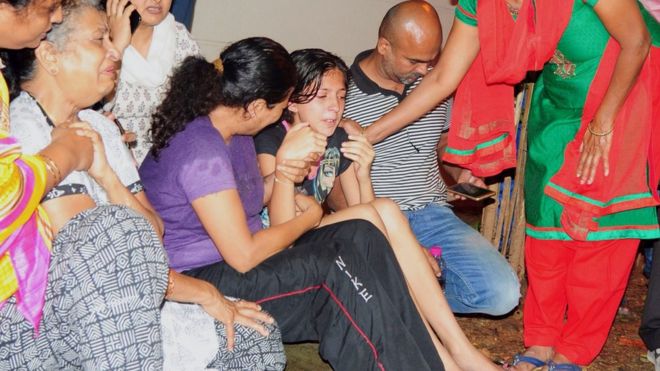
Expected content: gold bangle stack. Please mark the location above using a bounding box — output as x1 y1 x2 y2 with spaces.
37 153 62 185
587 123 614 136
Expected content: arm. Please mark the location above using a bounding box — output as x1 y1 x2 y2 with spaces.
364 20 481 144
192 188 321 273
340 134 375 204
576 0 652 184
165 270 273 350
72 122 164 235
257 153 297 225
339 168 363 206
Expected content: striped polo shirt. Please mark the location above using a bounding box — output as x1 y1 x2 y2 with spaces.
343 50 451 211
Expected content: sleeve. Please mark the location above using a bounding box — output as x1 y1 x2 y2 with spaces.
254 124 285 156
176 127 237 203
334 128 353 175
455 0 478 27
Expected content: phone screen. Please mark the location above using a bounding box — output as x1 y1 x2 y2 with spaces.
448 183 495 200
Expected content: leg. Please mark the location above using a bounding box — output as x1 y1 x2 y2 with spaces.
188 220 445 371
641 236 660 353
370 198 501 371
406 204 520 315
0 206 169 370
553 239 639 366
516 237 572 370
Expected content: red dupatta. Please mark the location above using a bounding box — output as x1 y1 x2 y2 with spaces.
443 0 572 176
445 0 660 240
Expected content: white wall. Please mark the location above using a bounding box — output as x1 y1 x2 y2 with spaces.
190 0 457 62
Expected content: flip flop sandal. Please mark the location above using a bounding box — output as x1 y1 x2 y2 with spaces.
510 354 547 370
547 360 583 371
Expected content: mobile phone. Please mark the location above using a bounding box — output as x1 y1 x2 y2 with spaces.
127 5 141 33
447 182 495 201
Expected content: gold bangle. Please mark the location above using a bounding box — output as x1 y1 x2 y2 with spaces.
587 123 614 136
37 153 62 185
165 269 175 298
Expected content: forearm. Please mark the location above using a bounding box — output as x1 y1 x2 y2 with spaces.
358 176 375 204
165 269 220 305
231 213 317 272
37 142 80 193
268 170 298 225
97 174 164 235
593 41 650 126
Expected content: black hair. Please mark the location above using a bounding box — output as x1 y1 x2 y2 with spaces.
1 0 101 98
282 48 348 123
150 37 296 158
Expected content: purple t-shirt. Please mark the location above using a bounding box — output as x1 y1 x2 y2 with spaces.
139 116 264 271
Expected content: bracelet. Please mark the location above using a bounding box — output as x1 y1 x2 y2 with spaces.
37 153 62 185
274 174 293 185
587 123 614 136
165 269 175 298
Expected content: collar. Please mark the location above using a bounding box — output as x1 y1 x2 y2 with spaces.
349 49 415 100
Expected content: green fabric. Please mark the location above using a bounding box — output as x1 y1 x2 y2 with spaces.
524 0 659 240
455 0 477 26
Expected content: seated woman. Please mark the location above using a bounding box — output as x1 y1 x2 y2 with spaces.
139 36 499 371
255 48 499 371
5 2 284 369
109 0 200 164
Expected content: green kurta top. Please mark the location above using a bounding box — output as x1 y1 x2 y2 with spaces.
456 0 660 241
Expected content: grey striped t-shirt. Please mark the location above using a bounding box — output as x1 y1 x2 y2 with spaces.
343 50 451 211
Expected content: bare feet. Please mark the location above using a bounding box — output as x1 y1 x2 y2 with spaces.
451 346 502 371
509 346 554 371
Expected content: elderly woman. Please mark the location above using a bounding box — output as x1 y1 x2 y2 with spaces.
4 1 285 369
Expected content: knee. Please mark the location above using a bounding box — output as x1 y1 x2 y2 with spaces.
484 273 521 315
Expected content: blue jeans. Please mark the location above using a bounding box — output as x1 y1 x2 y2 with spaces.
404 203 520 315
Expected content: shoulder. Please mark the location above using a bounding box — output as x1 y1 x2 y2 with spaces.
170 116 229 161
175 22 200 58
9 92 51 154
455 0 478 26
254 123 285 155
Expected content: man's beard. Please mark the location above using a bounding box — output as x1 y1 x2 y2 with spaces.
398 73 423 85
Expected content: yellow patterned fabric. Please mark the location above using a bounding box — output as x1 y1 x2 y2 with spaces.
0 71 52 331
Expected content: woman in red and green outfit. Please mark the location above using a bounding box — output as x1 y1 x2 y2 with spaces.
364 0 660 369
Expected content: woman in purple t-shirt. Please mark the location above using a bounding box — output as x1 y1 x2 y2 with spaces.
140 37 450 371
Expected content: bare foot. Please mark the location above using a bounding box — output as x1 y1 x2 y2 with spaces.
509 346 554 371
547 352 582 370
451 347 502 371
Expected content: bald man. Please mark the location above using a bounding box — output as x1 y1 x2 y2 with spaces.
341 0 520 316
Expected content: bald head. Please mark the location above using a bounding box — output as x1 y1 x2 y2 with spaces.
378 1 441 46
374 1 442 85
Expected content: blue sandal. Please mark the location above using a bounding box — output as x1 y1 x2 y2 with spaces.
547 360 582 371
510 354 547 370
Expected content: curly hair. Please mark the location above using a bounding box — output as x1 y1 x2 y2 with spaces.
150 37 297 158
282 48 349 124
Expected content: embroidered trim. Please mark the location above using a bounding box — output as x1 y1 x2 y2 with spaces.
549 49 576 79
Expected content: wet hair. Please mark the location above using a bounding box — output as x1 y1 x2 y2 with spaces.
150 37 297 158
282 48 348 123
1 0 102 98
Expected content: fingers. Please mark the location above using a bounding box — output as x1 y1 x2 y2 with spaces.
424 249 441 277
225 316 235 351
576 133 612 185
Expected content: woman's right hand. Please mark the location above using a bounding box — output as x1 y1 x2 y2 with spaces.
199 287 274 351
276 122 327 163
294 193 323 227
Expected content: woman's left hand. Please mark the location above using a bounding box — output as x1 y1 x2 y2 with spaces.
106 0 134 53
576 119 613 185
342 134 375 180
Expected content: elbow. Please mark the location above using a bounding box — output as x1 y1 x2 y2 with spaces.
623 28 651 59
223 253 259 274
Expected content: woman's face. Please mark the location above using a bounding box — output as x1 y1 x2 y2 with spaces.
53 8 120 107
0 0 62 49
291 68 346 138
130 0 172 27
